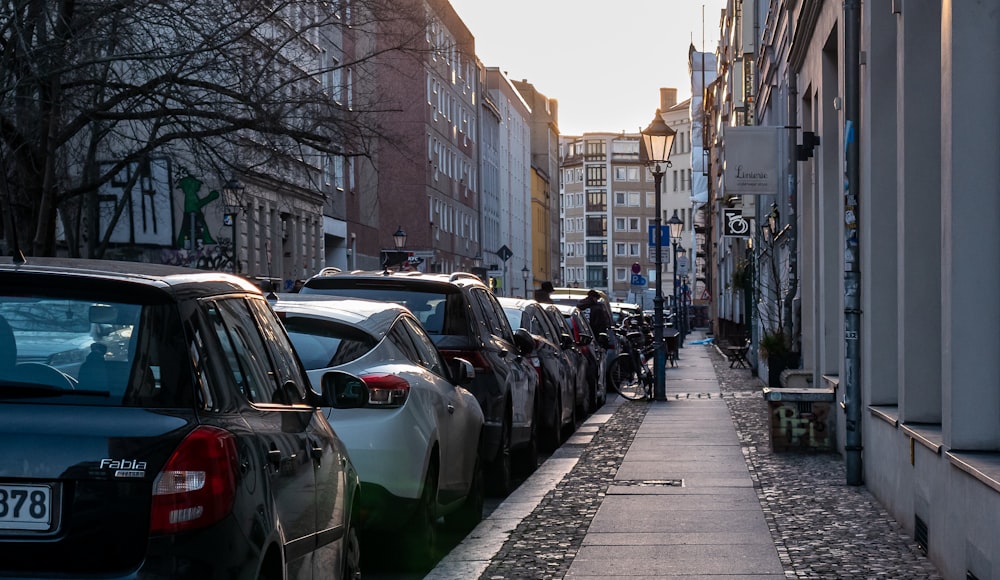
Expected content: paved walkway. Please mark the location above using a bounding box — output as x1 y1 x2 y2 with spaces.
428 330 943 579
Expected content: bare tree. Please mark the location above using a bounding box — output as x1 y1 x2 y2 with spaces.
0 0 427 257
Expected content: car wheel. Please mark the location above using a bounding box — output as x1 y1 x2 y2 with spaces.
486 413 513 496
341 511 362 579
444 454 484 532
402 463 439 571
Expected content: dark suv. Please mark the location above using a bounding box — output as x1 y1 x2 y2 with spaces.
301 271 539 495
0 257 365 579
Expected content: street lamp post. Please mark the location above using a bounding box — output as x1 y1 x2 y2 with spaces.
392 226 407 271
522 265 530 299
640 110 676 401
668 211 684 338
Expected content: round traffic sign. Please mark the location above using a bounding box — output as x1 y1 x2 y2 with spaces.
631 262 641 274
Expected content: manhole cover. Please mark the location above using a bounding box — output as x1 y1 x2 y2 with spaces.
614 479 684 487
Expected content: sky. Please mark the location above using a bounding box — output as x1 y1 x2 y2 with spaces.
448 0 728 136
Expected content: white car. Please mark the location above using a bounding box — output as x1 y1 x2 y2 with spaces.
270 294 484 569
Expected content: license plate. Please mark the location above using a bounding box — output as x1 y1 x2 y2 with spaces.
0 484 52 531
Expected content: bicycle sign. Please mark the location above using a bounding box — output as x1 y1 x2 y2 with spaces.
723 208 751 237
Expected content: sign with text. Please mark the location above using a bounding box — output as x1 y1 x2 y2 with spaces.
723 126 780 194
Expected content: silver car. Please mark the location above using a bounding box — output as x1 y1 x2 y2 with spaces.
270 294 485 570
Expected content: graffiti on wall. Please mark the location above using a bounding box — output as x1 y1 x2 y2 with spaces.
176 174 220 248
161 243 235 272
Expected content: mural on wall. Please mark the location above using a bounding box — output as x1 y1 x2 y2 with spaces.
176 174 220 248
98 157 175 246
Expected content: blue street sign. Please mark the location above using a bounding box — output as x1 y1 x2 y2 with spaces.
630 274 647 287
647 225 670 247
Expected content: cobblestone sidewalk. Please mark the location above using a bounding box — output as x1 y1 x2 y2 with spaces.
479 345 944 580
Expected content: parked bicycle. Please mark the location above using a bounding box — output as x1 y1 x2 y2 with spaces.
605 314 655 400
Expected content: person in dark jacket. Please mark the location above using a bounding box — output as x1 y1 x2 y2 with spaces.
575 289 611 338
534 281 555 303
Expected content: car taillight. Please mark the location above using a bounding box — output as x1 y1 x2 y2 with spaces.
439 349 492 373
362 373 410 407
149 426 239 535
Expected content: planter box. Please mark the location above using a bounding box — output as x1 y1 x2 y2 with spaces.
762 387 836 452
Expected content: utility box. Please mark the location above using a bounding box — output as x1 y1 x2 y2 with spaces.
762 387 836 452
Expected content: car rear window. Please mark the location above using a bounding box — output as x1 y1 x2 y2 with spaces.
300 284 469 337
281 316 377 369
0 297 192 408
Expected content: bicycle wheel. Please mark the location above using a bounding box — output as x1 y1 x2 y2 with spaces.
607 354 647 400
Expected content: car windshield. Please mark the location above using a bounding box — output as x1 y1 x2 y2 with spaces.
281 316 377 369
0 296 191 407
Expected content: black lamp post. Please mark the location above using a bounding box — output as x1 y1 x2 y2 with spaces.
640 110 676 401
521 265 530 299
221 177 245 273
667 210 684 334
392 226 407 271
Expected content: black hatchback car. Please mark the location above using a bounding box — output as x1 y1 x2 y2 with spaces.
0 258 364 579
301 270 539 496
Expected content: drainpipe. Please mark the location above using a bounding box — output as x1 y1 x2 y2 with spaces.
786 72 799 356
844 0 863 486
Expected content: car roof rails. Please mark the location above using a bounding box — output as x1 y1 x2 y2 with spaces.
449 272 484 284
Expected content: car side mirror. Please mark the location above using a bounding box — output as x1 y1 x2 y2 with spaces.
449 357 475 385
319 370 368 408
513 327 536 355
578 333 593 346
595 332 611 349
559 333 575 349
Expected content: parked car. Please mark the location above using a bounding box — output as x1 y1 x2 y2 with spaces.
269 294 484 568
0 257 364 579
551 302 607 412
497 297 577 451
551 288 615 403
301 271 539 495
541 302 591 433
609 301 644 325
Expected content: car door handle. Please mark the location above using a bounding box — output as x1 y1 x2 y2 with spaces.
267 449 282 469
447 403 455 414
311 445 324 461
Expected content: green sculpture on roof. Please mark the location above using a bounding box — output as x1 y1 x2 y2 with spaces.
176 174 219 247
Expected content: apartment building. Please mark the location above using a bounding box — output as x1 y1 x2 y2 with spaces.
560 89 692 304
512 79 561 293
709 2 1000 577
351 0 481 274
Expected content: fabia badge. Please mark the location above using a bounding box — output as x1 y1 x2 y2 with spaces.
101 458 147 479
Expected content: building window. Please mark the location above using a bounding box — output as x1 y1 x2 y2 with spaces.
628 217 639 231
586 216 606 237
615 268 627 282
585 139 606 161
629 242 640 256
614 217 627 232
645 192 655 208
614 166 627 181
615 242 627 256
586 190 606 211
586 241 607 262
586 165 606 186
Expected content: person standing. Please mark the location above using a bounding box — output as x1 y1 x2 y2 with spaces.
575 289 611 338
534 281 555 303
